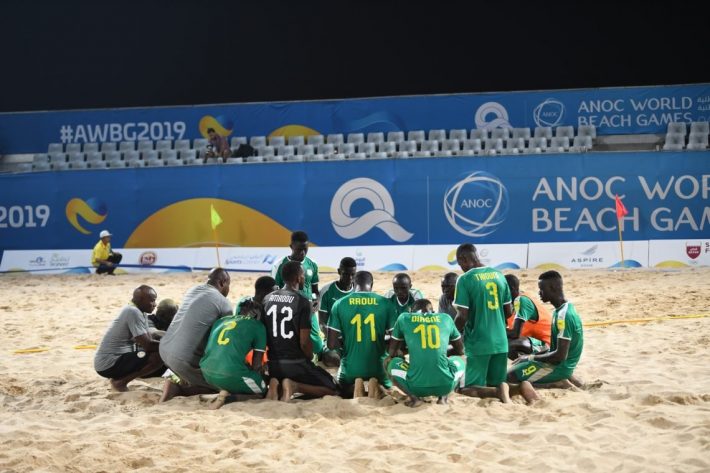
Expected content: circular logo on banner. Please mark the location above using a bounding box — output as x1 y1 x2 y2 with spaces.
443 171 509 237
330 177 413 242
139 251 157 266
533 98 565 127
474 102 511 131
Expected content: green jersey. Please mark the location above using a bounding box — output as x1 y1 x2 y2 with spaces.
272 256 319 299
515 295 538 322
200 315 266 377
453 266 511 355
550 301 584 377
391 312 462 388
318 280 354 320
384 289 424 317
327 292 397 380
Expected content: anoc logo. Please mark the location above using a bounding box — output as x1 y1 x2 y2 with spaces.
533 98 565 127
474 102 511 131
65 197 108 235
444 172 509 237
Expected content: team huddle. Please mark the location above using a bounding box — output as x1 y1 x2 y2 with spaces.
94 231 584 408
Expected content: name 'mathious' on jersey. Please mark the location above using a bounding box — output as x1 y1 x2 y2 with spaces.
262 288 312 361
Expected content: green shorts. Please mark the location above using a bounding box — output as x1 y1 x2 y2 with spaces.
508 360 571 384
337 358 392 389
529 337 549 353
387 356 464 397
463 352 508 387
202 369 266 395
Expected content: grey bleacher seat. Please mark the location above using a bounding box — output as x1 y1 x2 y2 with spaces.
52 161 69 171
16 163 31 172
104 151 122 163
686 134 708 150
124 150 141 163
421 140 440 153
379 142 397 154
407 130 426 143
449 129 467 142
249 136 267 148
66 143 82 154
288 136 305 147
347 133 365 144
142 150 159 161
203 157 219 165
689 121 709 136
286 155 304 162
48 143 63 154
348 152 367 160
86 151 103 163
307 135 325 146
155 140 172 151
505 138 525 153
318 143 335 155
164 158 183 167
534 127 553 139
667 122 687 135
358 142 376 154
491 128 511 140
69 161 88 170
83 143 99 153
49 152 67 164
269 136 286 147
438 150 453 157
328 153 346 161
128 160 145 168
394 151 410 158
277 145 295 156
179 149 197 161
529 137 548 150
428 129 447 142
577 125 597 139
229 136 247 149
32 162 51 171
399 140 417 153
266 155 284 163
193 138 209 150
246 156 264 164
260 146 275 157
370 152 388 160
145 158 164 167
226 157 243 164
413 150 432 158
338 143 356 155
484 138 503 153
305 154 325 162
555 126 575 140
663 133 685 150
161 149 178 160
524 146 543 154
327 134 344 145
462 139 482 153
572 135 593 152
108 159 127 168
386 131 405 143
367 132 384 144
119 141 136 153
33 153 49 164
100 142 117 152
512 128 531 141
137 140 153 152
470 129 488 141
89 161 108 169
174 139 191 151
443 139 461 152
550 136 570 151
298 144 315 155
67 152 85 164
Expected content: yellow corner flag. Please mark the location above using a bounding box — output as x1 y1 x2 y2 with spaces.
210 204 223 230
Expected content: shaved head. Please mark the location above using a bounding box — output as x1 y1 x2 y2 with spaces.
207 267 231 297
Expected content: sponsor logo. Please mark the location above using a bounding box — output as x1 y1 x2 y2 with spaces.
330 177 413 242
355 249 366 268
686 242 701 260
139 251 158 266
49 253 70 267
444 171 509 237
570 245 604 266
557 319 565 331
533 98 565 127
29 256 46 267
225 253 277 268
474 102 511 131
65 197 108 235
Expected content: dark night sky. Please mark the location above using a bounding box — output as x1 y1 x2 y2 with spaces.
0 0 707 113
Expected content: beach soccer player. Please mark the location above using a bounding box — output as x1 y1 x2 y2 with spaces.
438 272 458 319
326 270 397 399
504 274 552 360
508 270 584 388
318 257 357 367
386 273 425 317
94 285 163 391
234 275 278 317
263 261 337 402
384 299 465 407
453 243 512 403
200 299 268 409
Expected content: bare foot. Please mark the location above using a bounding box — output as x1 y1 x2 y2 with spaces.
110 379 129 392
497 382 511 404
520 381 539 405
280 378 295 402
159 378 181 403
206 390 229 410
353 378 365 398
405 396 423 408
367 378 380 400
266 378 280 401
437 395 449 405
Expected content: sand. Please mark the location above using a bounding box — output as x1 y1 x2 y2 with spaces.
1 268 709 472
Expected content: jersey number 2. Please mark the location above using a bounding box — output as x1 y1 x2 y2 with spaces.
267 305 294 339
350 313 376 342
217 321 237 346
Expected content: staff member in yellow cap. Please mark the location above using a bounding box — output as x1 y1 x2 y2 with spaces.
92 230 122 275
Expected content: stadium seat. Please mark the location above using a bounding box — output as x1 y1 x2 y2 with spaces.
137 140 154 152
470 129 488 141
70 161 88 170
686 134 708 150
161 149 178 160
65 143 82 154
663 133 685 150
379 142 397 154
413 150 431 158
108 159 127 168
83 143 99 154
572 135 593 152
193 138 209 150
142 150 159 161
179 149 197 161
104 151 122 163
394 151 410 158
48 143 63 154
307 135 325 146
128 160 145 168
386 131 405 143
327 153 345 161
529 137 548 150
32 162 51 171
119 141 135 153
367 132 384 144
86 151 103 163
407 130 426 143
49 153 67 164
534 127 553 139
555 126 574 140
318 143 335 155
298 144 315 155
230 136 247 148
287 136 305 147
577 125 597 139
286 155 304 162
421 140 440 153
327 134 344 145
399 140 417 153
462 139 482 153
505 138 525 153
89 161 108 169
259 146 275 157
225 157 243 165
348 152 367 160
33 153 49 164
358 142 376 154
524 146 543 154
428 129 447 142
155 140 172 151
305 154 325 162
67 152 85 164
689 121 709 136
202 157 218 165
339 143 356 154
491 128 511 140
100 142 117 153
438 150 453 157
512 127 531 141
667 122 687 135
449 129 467 142
174 139 191 151
484 138 503 153
550 136 570 151
370 152 388 159
164 158 183 167
124 150 141 163
266 155 284 163
347 133 365 145
268 136 285 147
144 158 164 167
443 139 461 152
249 136 267 148
277 145 294 156
52 161 70 171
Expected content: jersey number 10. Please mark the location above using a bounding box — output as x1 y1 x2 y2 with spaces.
413 324 440 349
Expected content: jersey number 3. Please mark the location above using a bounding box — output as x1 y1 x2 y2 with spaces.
485 282 499 310
267 305 294 339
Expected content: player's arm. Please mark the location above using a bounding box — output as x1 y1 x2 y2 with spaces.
133 333 159 352
299 328 313 360
327 328 341 351
383 337 403 378
453 306 469 333
507 318 524 339
149 329 166 340
251 350 265 372
522 337 570 365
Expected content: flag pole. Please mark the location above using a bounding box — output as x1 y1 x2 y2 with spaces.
617 220 625 268
213 227 221 268
210 203 224 268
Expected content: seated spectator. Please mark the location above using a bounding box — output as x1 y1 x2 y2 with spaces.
92 230 122 275
204 128 231 162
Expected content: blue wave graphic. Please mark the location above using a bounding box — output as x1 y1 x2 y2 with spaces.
494 262 521 270
63 267 92 274
335 111 406 134
379 263 408 271
609 260 642 268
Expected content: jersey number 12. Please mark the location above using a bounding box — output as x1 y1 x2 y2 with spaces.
267 305 294 339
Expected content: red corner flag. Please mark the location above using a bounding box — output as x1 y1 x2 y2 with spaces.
615 194 628 219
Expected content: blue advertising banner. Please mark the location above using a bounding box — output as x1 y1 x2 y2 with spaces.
1 84 709 154
0 152 708 256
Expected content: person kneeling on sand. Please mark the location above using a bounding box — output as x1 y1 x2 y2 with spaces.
94 285 164 391
200 299 269 409
383 299 466 407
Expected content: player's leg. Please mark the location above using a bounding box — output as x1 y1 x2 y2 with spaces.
507 337 533 360
278 360 338 402
367 378 382 399
457 354 504 400
353 378 366 398
105 351 163 392
321 348 340 368
487 353 511 404
159 361 217 402
386 357 422 407
265 378 280 400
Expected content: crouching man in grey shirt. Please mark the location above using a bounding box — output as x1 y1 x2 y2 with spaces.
159 268 233 402
94 285 162 391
